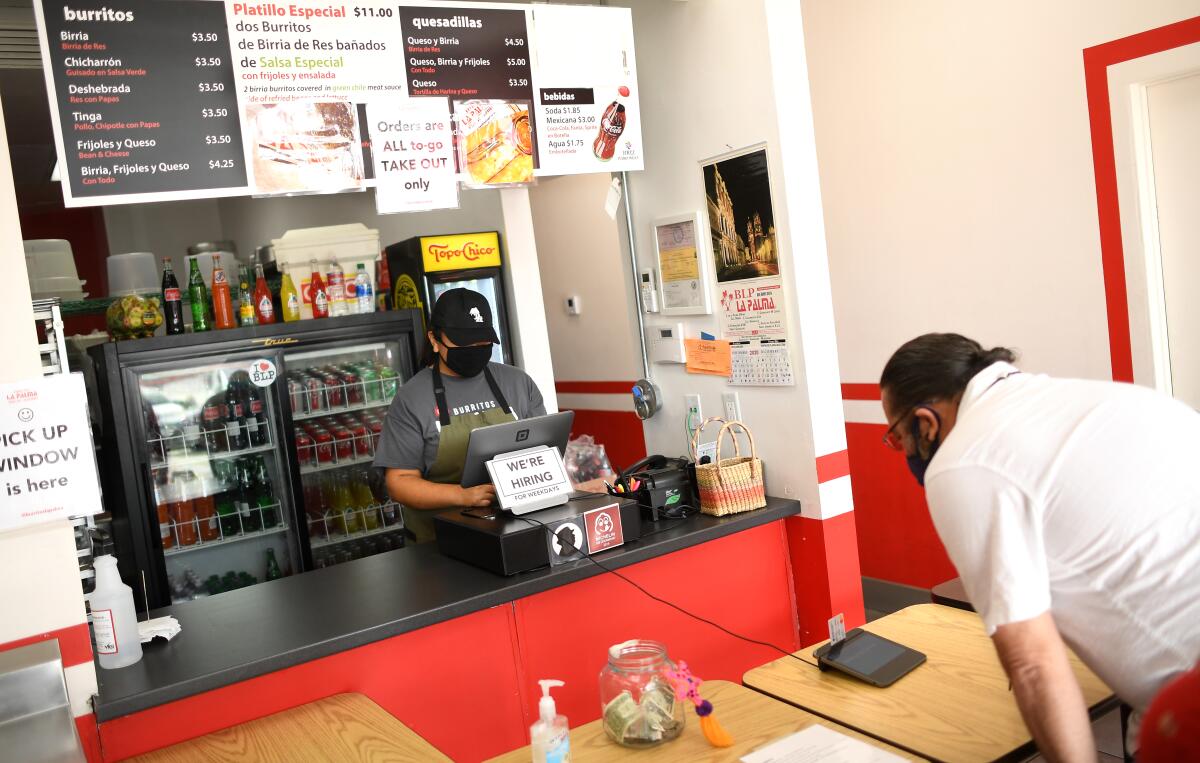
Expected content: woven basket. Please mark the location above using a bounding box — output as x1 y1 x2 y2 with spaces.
690 418 766 516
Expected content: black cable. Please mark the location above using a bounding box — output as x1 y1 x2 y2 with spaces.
518 514 821 670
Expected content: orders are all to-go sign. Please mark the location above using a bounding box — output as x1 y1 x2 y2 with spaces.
0 374 102 531
367 98 459 215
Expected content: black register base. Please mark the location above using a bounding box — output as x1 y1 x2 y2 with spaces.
435 494 641 575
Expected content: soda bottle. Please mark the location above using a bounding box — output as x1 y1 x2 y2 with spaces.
156 485 175 549
194 477 219 542
254 457 278 528
210 254 236 330
326 257 347 317
173 473 198 546
245 383 269 447
309 260 330 319
236 458 262 532
375 252 392 312
161 258 185 335
351 470 378 530
281 268 301 322
237 266 257 327
216 486 239 538
202 400 225 453
265 548 283 581
354 263 374 314
224 382 248 451
593 101 626 161
253 263 275 324
187 258 211 332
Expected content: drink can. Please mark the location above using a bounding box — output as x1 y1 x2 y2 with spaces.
295 429 315 465
331 426 354 461
350 423 371 456
360 366 381 402
379 366 399 398
287 376 306 413
367 419 383 451
323 373 345 408
313 429 334 463
342 372 364 405
304 376 325 412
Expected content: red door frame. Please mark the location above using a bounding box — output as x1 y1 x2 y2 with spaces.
1084 15 1200 383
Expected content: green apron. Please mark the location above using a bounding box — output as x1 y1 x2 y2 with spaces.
403 364 516 544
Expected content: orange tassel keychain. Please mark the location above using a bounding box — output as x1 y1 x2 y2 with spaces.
666 661 734 748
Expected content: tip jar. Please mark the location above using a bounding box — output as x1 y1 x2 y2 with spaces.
598 639 686 747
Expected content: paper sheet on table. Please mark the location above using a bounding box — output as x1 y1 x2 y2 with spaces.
685 338 732 376
740 724 907 763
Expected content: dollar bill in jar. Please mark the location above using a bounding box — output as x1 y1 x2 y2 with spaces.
603 690 641 742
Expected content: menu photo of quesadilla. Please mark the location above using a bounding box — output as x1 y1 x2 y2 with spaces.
246 101 365 194
453 100 535 187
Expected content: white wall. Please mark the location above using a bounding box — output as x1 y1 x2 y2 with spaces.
617 0 847 514
1148 71 1200 408
528 173 641 384
103 199 224 285
799 0 1200 389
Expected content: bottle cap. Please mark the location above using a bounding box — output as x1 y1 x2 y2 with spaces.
537 679 564 721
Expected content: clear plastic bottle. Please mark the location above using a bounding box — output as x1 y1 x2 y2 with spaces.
326 256 347 317
354 263 375 314
531 679 570 762
90 555 143 669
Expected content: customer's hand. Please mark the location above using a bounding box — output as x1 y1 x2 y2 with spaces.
461 484 497 507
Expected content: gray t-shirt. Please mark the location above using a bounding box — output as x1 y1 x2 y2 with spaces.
373 363 546 477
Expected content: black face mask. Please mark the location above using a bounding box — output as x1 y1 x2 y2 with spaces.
905 406 942 486
442 343 492 378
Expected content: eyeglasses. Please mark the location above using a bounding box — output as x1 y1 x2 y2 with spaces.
881 407 915 451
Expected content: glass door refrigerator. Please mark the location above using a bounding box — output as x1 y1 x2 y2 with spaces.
384 231 513 365
90 310 421 609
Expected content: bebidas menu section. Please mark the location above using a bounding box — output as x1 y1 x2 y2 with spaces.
38 0 247 201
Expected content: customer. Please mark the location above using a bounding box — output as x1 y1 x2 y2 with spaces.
879 333 1200 763
374 288 545 543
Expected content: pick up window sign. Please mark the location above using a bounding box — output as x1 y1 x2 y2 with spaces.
1 374 103 531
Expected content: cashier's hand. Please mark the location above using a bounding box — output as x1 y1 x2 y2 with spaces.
460 484 497 507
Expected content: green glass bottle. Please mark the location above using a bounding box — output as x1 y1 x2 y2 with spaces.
188 258 211 332
265 548 283 581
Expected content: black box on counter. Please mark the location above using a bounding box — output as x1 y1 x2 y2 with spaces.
435 494 642 576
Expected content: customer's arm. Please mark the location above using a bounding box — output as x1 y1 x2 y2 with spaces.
992 613 1094 763
385 468 495 509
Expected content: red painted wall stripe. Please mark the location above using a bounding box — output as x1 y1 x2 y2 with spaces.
840 383 881 401
75 714 102 763
1083 15 1200 383
815 449 850 484
0 622 93 668
555 380 638 395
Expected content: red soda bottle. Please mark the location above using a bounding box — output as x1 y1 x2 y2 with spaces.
309 260 329 319
252 263 275 324
593 102 626 161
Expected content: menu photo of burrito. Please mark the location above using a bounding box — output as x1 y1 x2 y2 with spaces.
246 101 365 194
453 99 535 187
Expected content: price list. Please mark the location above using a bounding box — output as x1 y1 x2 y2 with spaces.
39 0 246 200
396 6 533 102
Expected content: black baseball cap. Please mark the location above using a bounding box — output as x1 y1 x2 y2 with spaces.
431 288 499 346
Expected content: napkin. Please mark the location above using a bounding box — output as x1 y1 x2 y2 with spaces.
138 616 181 643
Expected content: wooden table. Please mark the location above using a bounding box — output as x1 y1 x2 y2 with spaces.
743 604 1114 763
930 577 973 611
486 680 922 762
129 693 450 762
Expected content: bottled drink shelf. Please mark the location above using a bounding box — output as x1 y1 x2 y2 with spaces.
161 502 288 557
149 440 276 471
299 452 376 475
290 397 392 422
307 502 402 548
162 524 289 557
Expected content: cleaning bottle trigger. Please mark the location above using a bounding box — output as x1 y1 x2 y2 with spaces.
538 679 564 720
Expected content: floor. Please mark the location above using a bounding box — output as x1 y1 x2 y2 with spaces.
861 577 1129 763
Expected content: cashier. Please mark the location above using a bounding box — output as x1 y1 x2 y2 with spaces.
373 288 546 543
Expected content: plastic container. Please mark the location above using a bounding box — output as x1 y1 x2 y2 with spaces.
598 640 685 747
25 239 87 299
271 224 379 319
90 555 143 669
531 679 570 762
107 252 159 297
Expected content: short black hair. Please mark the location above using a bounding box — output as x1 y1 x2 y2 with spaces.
880 333 1016 413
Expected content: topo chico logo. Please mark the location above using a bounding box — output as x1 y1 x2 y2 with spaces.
427 241 496 264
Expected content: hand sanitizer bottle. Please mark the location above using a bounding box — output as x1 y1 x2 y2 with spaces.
90 555 143 669
531 679 570 762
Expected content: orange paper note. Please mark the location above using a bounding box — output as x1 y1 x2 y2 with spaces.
685 339 732 376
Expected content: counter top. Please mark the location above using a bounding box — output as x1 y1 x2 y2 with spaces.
95 496 801 722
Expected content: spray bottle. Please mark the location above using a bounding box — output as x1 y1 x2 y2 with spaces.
531 679 570 762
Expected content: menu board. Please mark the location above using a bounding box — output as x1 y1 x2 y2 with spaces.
33 0 644 207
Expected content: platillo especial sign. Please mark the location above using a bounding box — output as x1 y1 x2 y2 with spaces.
33 0 644 207
0 374 103 532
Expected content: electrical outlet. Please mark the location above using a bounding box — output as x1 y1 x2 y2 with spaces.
684 394 702 420
722 391 741 422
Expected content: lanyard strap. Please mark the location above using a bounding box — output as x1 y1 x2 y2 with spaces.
430 363 514 428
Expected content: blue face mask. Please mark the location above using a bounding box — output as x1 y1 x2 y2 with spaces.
905 407 942 486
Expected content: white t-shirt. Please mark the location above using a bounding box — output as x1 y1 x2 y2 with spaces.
925 361 1200 711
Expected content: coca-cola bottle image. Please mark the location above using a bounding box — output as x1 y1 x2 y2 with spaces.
593 101 626 161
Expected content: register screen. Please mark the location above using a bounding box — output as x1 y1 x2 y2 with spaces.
829 633 907 675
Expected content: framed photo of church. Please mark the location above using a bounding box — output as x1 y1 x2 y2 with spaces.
700 146 780 284
652 212 712 316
